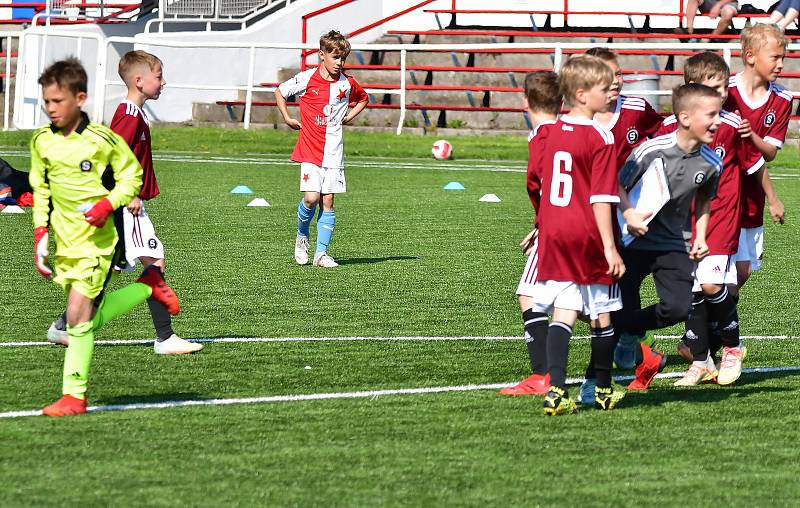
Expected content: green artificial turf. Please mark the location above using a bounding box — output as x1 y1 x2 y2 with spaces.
1 129 798 506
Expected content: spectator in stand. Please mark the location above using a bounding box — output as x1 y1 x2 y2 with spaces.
769 0 800 29
680 0 740 38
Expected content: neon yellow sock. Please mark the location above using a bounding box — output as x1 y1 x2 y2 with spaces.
62 321 94 399
92 282 152 330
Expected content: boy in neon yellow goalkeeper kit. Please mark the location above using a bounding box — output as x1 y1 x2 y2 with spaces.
29 58 180 416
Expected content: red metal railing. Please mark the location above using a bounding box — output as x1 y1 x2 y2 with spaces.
300 0 436 70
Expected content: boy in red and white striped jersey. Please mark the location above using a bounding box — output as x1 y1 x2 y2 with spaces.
276 30 368 268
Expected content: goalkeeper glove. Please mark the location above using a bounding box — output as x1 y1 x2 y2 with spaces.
34 226 53 279
84 198 114 227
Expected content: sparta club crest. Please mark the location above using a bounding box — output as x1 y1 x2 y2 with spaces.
714 146 725 159
764 112 776 127
626 127 639 144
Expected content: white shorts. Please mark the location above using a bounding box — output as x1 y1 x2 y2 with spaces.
733 226 764 271
692 254 737 291
300 162 346 194
122 201 164 270
529 280 622 320
515 238 539 297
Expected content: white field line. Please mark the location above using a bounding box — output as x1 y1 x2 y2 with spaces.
2 334 800 347
2 365 798 419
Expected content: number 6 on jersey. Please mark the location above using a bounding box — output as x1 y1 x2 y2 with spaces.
550 151 573 207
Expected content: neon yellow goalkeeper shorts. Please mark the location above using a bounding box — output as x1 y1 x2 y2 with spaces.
53 255 113 299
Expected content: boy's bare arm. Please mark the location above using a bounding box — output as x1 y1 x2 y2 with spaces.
756 166 785 224
592 202 625 279
690 190 711 260
343 100 368 125
275 89 301 130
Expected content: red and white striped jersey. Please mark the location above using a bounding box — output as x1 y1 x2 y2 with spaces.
724 73 792 228
278 67 368 169
530 116 620 285
110 100 158 200
598 95 664 170
656 110 764 254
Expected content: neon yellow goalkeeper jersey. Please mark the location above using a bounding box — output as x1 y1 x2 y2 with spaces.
29 112 142 259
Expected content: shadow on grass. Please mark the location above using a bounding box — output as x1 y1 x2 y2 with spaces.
336 255 418 265
100 392 204 405
629 370 799 407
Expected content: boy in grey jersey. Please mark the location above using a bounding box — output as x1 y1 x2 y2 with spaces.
581 83 722 401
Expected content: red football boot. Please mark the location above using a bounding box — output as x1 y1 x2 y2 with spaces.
42 394 87 416
499 373 551 395
137 265 180 315
627 343 667 391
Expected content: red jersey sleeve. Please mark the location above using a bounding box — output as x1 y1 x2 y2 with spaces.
526 139 542 213
348 76 368 103
589 129 620 204
110 107 139 147
738 136 765 176
763 97 791 148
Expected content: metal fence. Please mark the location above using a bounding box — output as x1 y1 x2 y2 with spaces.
162 0 294 19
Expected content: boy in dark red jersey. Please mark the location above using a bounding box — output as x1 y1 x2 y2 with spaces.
725 24 787 290
276 30 368 268
527 55 625 415
657 52 764 386
500 71 561 396
587 48 664 171
46 51 201 355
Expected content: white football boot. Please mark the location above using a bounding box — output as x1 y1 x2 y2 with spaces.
313 252 339 268
154 334 203 355
294 234 310 265
47 322 69 346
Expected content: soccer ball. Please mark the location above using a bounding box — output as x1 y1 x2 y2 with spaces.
431 139 453 160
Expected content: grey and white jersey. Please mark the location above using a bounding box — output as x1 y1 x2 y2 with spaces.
619 132 721 253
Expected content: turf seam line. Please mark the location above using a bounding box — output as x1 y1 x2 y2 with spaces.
2 335 799 347
2 365 797 419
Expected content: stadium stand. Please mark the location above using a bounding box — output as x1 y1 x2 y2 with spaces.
212 0 800 131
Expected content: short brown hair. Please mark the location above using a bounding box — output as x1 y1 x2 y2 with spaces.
558 55 613 106
118 50 162 84
585 47 617 63
319 30 351 56
684 51 730 84
38 57 87 95
741 23 788 56
672 83 720 116
524 71 561 116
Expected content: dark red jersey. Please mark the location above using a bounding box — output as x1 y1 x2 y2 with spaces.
600 95 664 170
724 73 792 228
110 101 159 200
531 116 620 285
525 120 557 217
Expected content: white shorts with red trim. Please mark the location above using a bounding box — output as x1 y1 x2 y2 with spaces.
122 201 164 270
733 226 764 271
515 237 539 297
529 280 622 320
300 162 346 194
692 254 737 291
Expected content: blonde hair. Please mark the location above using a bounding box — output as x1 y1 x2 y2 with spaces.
740 23 788 56
684 51 730 84
319 30 351 56
118 50 162 84
558 55 613 106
